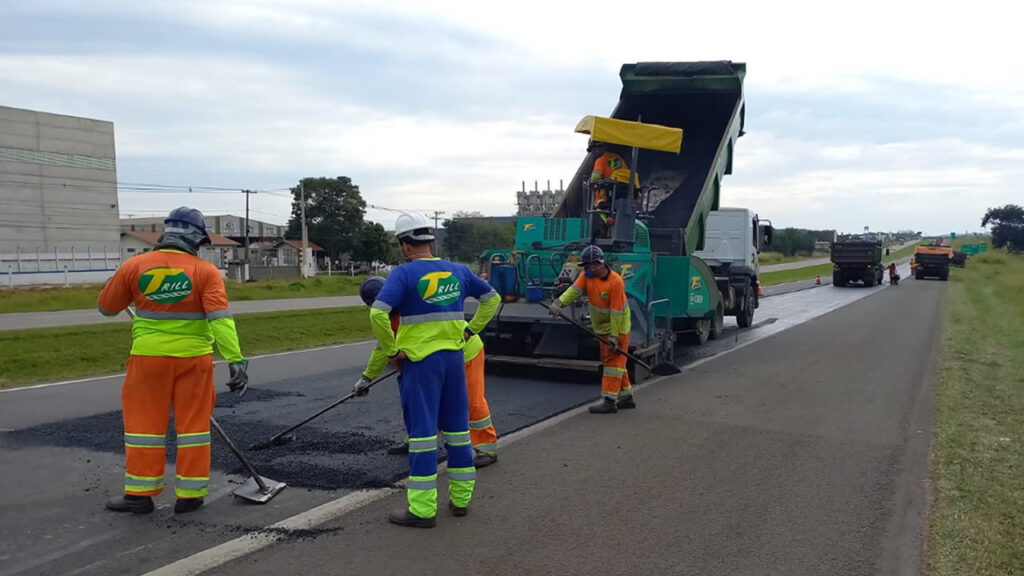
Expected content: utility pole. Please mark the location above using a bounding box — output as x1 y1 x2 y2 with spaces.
242 189 257 281
299 181 310 279
431 210 446 257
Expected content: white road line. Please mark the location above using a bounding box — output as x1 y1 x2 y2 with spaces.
141 489 396 576
0 340 375 394
138 296 837 576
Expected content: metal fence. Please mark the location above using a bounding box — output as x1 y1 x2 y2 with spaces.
1 247 122 273
226 263 301 282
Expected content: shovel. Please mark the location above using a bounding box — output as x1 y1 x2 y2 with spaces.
248 369 399 451
539 302 681 376
123 306 286 503
210 416 287 503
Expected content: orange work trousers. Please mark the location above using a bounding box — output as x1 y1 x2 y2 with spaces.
122 354 216 499
465 350 497 455
600 333 632 400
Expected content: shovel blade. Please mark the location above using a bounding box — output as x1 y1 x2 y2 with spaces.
651 363 682 376
232 476 287 504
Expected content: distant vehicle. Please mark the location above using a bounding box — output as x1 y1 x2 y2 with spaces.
914 245 953 280
830 239 883 287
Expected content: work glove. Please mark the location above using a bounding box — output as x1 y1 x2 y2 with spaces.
547 301 563 317
226 360 249 396
606 336 619 350
353 375 373 397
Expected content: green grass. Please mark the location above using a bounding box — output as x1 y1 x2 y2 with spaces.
758 252 822 265
0 275 369 314
929 245 1024 575
760 262 836 286
0 306 374 388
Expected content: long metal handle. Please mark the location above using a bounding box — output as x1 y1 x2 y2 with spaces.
266 368 399 444
538 302 653 371
210 416 270 493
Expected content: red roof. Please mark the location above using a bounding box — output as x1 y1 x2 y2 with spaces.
123 231 239 247
279 239 326 252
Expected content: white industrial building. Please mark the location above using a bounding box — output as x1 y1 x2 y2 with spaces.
0 106 120 285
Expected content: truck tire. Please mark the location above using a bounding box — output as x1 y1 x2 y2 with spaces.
865 273 875 288
833 271 843 287
940 269 949 281
737 287 754 328
685 317 711 345
709 301 724 340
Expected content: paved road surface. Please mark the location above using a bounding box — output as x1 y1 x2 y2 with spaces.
0 270 934 575
211 271 942 576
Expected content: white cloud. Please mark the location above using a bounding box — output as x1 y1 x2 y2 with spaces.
3 0 1024 235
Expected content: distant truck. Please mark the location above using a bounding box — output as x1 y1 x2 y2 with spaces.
831 239 883 287
914 245 953 280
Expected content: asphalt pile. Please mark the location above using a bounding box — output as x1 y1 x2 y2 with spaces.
6 387 409 491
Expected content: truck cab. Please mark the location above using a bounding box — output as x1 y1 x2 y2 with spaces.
693 208 772 327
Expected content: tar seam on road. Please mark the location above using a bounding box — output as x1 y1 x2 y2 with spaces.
0 340 375 394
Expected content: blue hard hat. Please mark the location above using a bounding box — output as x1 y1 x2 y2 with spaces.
165 206 209 235
580 245 605 264
359 276 386 307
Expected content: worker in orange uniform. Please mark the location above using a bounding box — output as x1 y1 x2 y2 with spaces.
588 139 639 236
98 207 248 515
548 245 634 414
356 276 499 468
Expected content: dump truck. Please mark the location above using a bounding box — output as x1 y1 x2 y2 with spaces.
914 244 953 280
472 61 771 380
830 238 884 287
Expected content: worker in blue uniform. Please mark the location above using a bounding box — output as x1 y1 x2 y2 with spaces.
368 212 499 528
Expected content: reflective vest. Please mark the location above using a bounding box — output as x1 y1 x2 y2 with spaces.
97 249 243 362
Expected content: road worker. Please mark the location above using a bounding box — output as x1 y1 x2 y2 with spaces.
367 212 499 527
356 276 499 468
588 139 639 237
98 206 249 514
548 244 634 414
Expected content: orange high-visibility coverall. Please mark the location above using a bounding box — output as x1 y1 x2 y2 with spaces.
98 249 244 500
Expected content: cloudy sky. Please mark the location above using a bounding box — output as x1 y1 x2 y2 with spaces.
2 0 1021 235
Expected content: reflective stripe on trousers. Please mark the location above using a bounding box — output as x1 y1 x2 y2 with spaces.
122 355 216 498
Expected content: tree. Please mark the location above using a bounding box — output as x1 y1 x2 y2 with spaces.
285 177 366 262
442 212 516 265
352 221 400 264
982 204 1024 252
769 228 817 256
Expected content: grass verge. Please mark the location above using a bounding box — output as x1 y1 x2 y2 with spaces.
0 275 370 314
928 247 1024 575
0 306 373 388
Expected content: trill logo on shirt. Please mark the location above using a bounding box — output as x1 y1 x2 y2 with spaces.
417 271 462 306
139 267 193 303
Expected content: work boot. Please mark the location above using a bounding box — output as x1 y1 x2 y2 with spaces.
174 497 204 514
616 396 637 409
386 440 410 455
473 450 498 468
388 509 436 528
589 398 618 414
448 501 468 517
106 494 155 514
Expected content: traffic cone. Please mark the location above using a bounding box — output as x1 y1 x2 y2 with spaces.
757 281 764 297
815 274 821 286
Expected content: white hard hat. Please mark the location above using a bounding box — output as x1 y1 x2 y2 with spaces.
394 212 435 242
